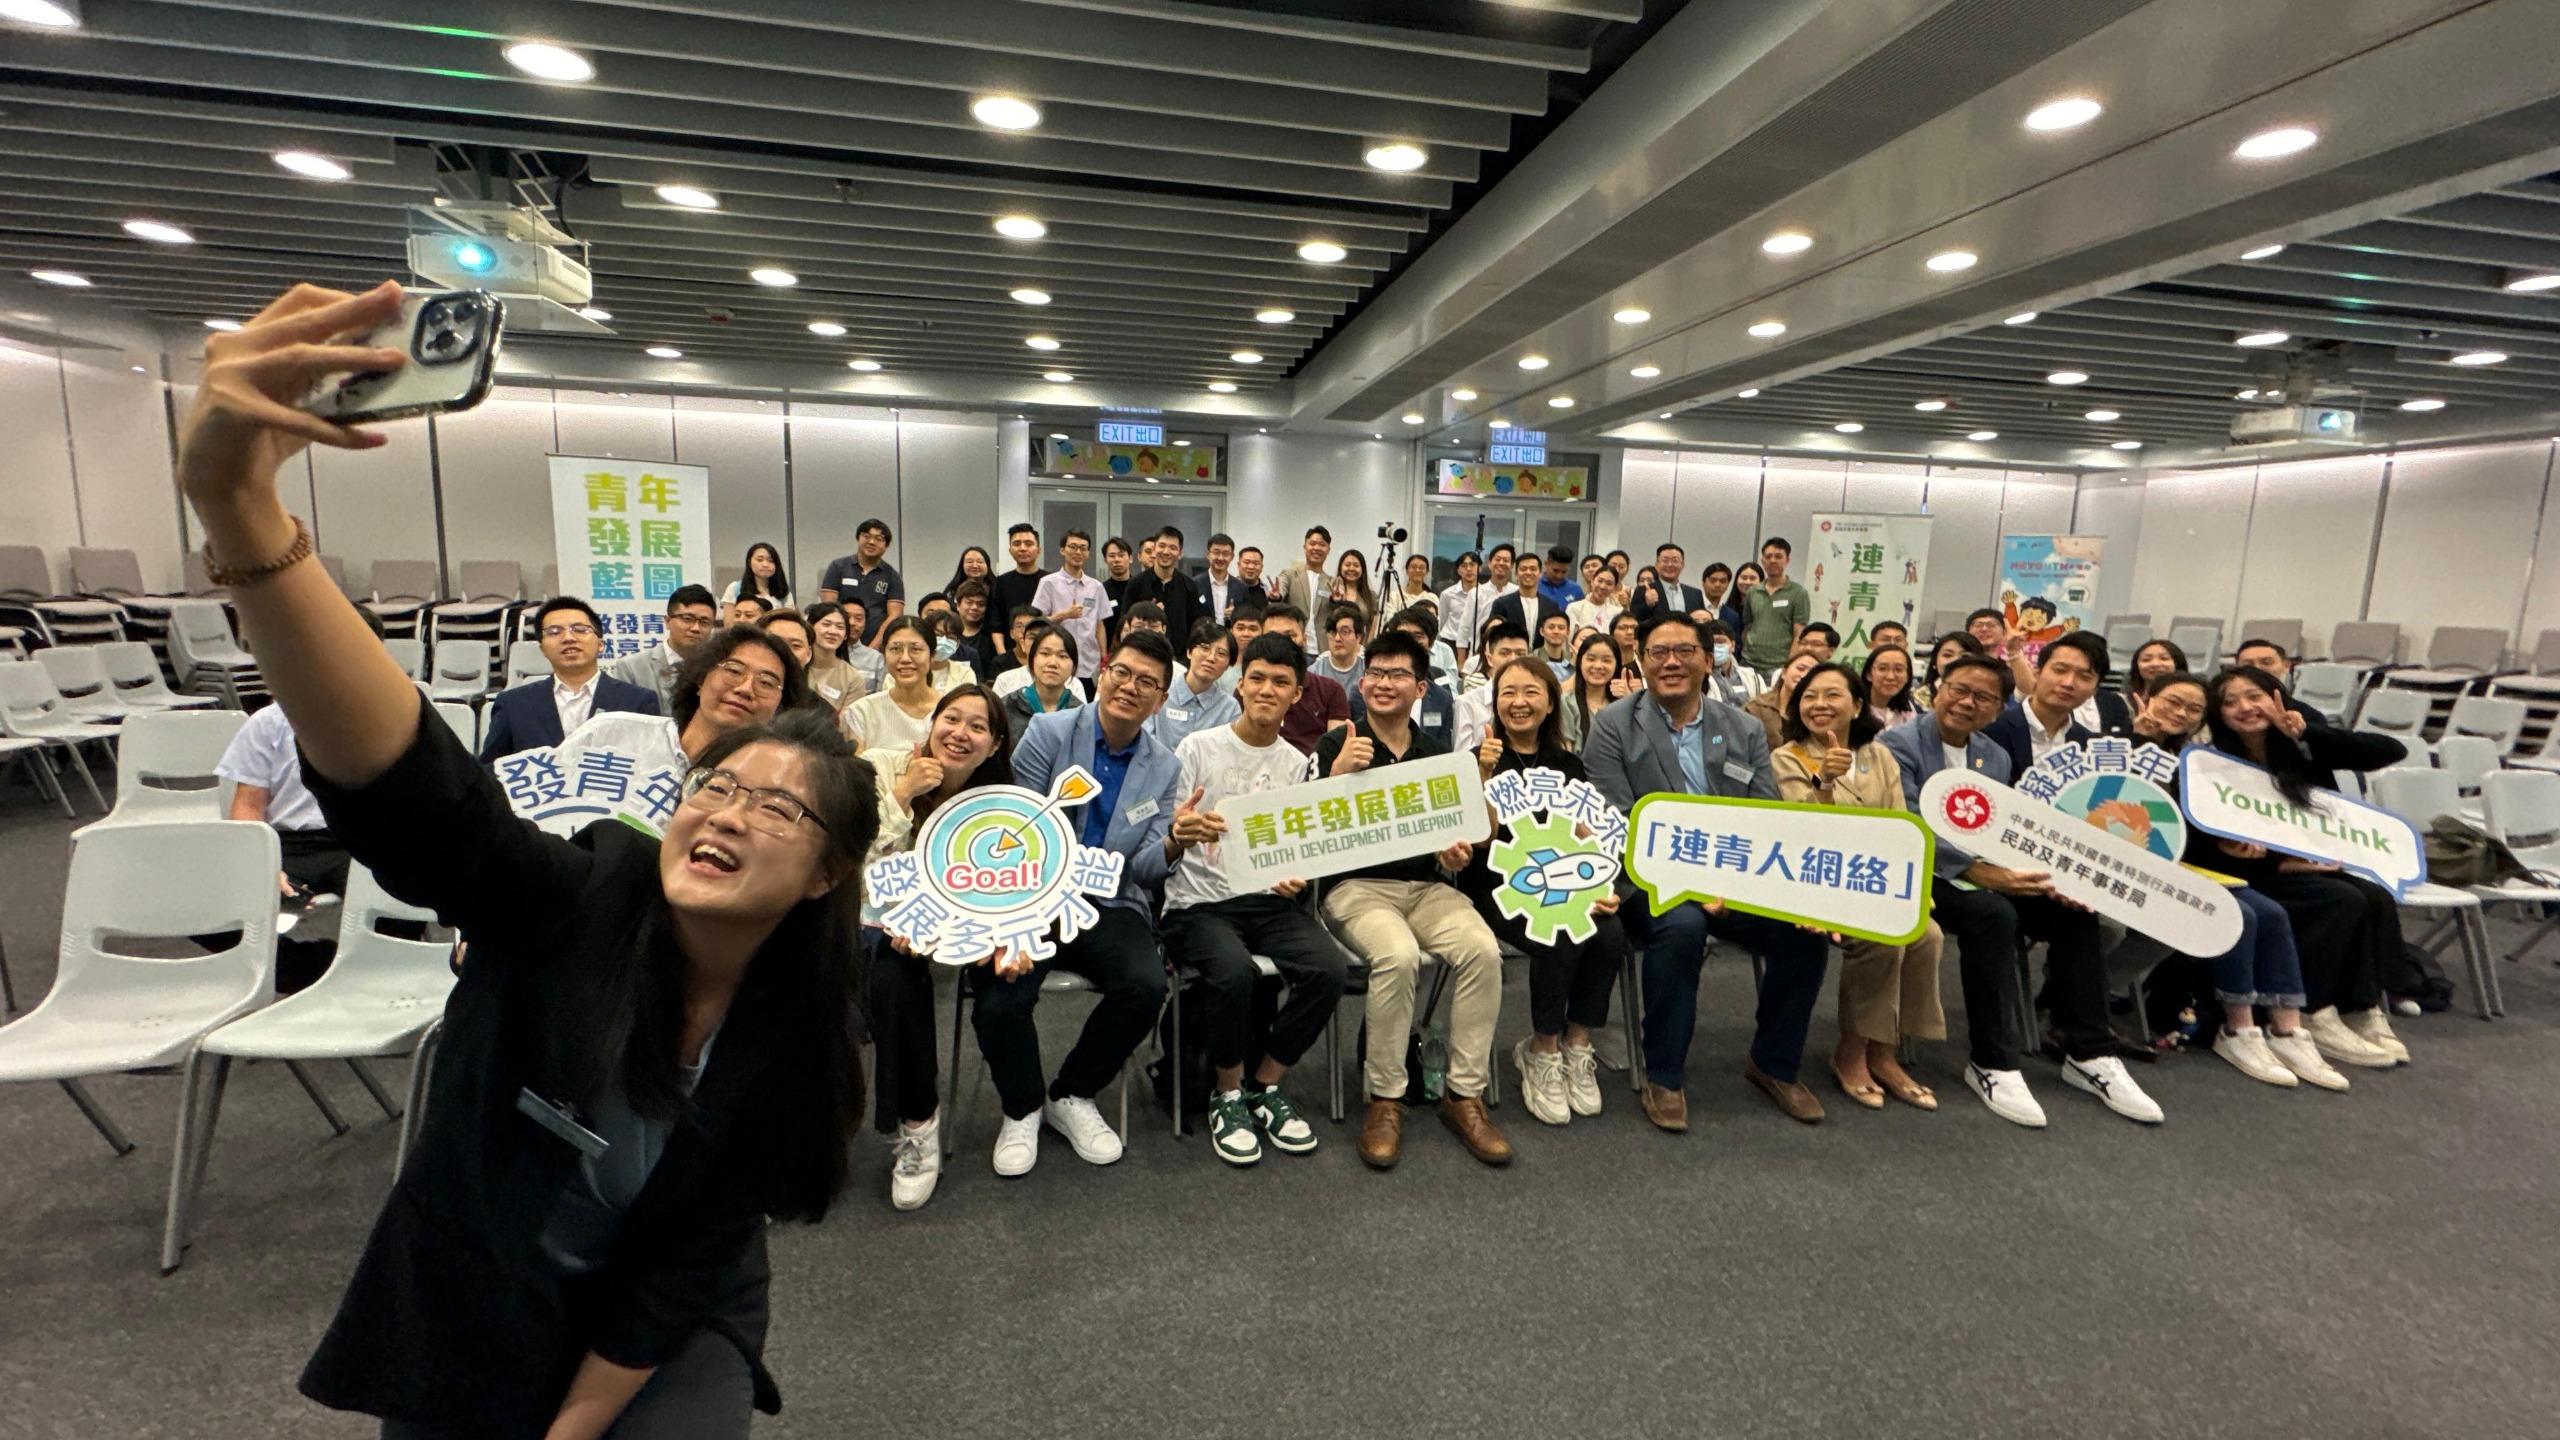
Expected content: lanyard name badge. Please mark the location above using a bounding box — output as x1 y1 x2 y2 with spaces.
517 1086 609 1159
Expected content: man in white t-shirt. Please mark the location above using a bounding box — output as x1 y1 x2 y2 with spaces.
1030 527 1111 682
1161 631 1351 1167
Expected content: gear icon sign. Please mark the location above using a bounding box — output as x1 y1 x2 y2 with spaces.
1491 810 1614 947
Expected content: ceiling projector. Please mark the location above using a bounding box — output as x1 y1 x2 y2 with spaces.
405 202 608 335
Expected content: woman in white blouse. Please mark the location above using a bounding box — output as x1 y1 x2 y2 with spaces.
842 616 941 752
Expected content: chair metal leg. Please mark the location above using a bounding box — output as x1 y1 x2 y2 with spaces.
0 928 16 1014
189 1055 232 1205
1325 1011 1344 1122
943 975 968 1160
60 1078 134 1155
160 1049 208 1272
56 739 106 812
1168 968 1184 1140
394 1023 441 1182
346 1058 402 1119
2470 910 2507 1018
286 1060 351 1136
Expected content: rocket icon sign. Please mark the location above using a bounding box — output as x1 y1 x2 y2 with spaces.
1505 848 1620 908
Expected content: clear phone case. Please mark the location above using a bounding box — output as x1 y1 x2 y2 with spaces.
302 289 503 423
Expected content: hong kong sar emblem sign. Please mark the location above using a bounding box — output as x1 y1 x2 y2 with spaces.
865 767 1125 965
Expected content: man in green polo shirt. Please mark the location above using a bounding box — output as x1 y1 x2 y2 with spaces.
1739 534 1810 675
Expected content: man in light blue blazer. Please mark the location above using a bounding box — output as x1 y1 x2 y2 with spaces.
973 629 1182 1178
1585 611 1831 1132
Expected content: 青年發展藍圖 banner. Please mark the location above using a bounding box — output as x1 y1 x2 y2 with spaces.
1623 795 1935 945
1215 751 1490 891
1998 535 2104 665
1804 513 1929 664
2178 748 2425 897
549 456 712 661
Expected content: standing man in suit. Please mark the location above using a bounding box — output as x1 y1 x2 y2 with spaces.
1880 654 2162 1128
485 596 661 761
1269 525 1333 616
1981 631 2124 779
972 630 1181 1178
1488 556 1563 644
1584 612 1831 1131
1194 531 1252 627
1628 542 1706 623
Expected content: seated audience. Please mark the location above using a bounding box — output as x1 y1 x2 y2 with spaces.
1383 607 1460 751
1310 603 1368 694
1700 618 1761 708
1561 632 1623 752
1744 648 1821 749
801 601 869 710
1795 622 1839 662
842 616 941 752
1861 642 1919 730
1000 624 1085 730
1263 605 1350 754
1983 631 2128 776
479 596 660 762
1566 564 1624 637
604 582 718 713
724 592 772 628
1148 619 1241 751
2125 638 2189 707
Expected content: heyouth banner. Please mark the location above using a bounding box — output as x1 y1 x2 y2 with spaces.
549 456 713 662
1919 769 2241 956
495 713 688 838
2178 748 2426 897
1805 513 1930 664
865 767 1127 965
1485 766 1628 945
2015 736 2188 861
1623 795 1935 946
1432 457 1590 501
1037 437 1220 484
1214 750 1490 891
1997 535 2104 666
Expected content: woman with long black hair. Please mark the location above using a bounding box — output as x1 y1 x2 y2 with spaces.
943 544 995 600
719 541 790 608
176 282 878 1439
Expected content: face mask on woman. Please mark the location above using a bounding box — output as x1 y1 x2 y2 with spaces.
1712 641 1733 668
935 635 958 661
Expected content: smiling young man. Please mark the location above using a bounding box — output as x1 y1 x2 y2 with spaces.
479 596 660 761
817 517 902 642
1630 541 1704 622
1162 632 1351 1166
1125 525 1201 646
1982 630 2123 777
1031 528 1112 687
1739 536 1809 674
987 521 1048 659
1195 532 1250 626
1263 604 1350 754
605 582 719 716
1271 525 1333 616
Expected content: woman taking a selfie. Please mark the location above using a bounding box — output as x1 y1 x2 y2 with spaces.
177 282 876 1440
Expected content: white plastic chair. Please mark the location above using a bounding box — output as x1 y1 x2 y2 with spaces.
98 641 218 711
505 639 548 688
2366 767 2502 1018
428 641 493 704
2354 688 2431 745
385 636 427 681
161 863 454 1271
428 560 522 647
361 559 442 637
2397 625 2507 684
2290 662 2359 724
35 644 140 722
73 709 245 838
2102 621 2152 659
166 601 265 707
2168 622 2223 671
2444 695 2528 754
2513 721 2560 777
2235 618 2304 660
432 701 478 752
0 821 279 1159
0 659 114 810
2436 735 2500 820
2479 770 2560 965
2329 622 2401 668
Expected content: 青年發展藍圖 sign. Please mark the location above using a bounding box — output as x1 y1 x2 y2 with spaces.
1919 768 2242 956
1214 750 1490 892
550 456 712 661
1623 795 1935 946
2178 748 2425 897
1485 766 1627 946
865 766 1125 965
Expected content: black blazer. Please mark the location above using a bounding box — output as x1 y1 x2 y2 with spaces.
1488 591 1563 641
478 672 661 761
1194 571 1253 624
1982 701 2097 780
300 697 798 1434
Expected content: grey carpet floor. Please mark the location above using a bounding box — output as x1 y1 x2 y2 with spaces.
2 781 2556 1440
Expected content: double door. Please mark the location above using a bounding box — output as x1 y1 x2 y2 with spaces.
1423 503 1592 587
1031 485 1225 581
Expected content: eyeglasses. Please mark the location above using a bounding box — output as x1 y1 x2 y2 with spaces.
1940 683 2004 708
1364 667 1417 684
667 612 716 629
1643 643 1703 663
681 768 826 834
540 623 597 639
711 657 785 698
1103 662 1166 696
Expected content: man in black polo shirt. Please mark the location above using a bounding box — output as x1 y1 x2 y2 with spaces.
987 521 1048 661
1124 524 1200 646
819 516 903 643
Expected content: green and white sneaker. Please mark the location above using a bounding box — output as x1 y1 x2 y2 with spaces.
1250 1084 1319 1155
1207 1089 1262 1166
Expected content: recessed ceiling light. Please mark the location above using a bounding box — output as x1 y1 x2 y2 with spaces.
1659 412 1674 420
1048 432 1070 440
806 320 846 336
1926 249 1979 273
2024 96 2103 132
2241 243 2287 261
1297 240 1347 264
2234 126 2317 160
202 317 241 331
749 267 798 287
122 219 194 244
2449 350 2507 366
1230 350 1263 365
2046 370 2090 385
1629 364 1661 379
994 215 1048 240
1451 388 1478 402
1612 307 1653 324
645 345 683 359
1737 388 1760 399
0 2 82 29
1254 308 1295 324
2237 388 2261 400
577 306 612 322
1363 140 1429 172
1834 422 1865 434
30 269 89 286
1042 370 1074 383
1761 231 1814 256
1207 381 1238 393
2084 408 2122 422
1173 439 1190 447
2505 271 2560 293
654 184 719 209
1401 412 1425 424
1968 430 1999 441
1488 418 1512 429
2111 439 2145 450
1747 320 1788 339
2234 330 2288 347
1914 399 1948 412
2399 397 2447 412
847 359 881 371
503 41 595 82
1548 396 1575 408
131 365 145 373
1024 335 1061 351
2003 312 2038 325
1009 287 1052 306
1516 354 1549 370
271 149 350 181
970 94 1042 130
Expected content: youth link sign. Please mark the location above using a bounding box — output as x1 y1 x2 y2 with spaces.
1215 750 1490 890
2179 748 2425 897
549 456 713 661
1624 796 1935 946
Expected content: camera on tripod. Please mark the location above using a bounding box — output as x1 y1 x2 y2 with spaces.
1376 522 1409 544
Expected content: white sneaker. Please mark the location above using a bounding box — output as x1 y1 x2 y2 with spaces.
1513 1037 1570 1126
1965 1063 2047 1129
2391 997 2422 1018
992 1111 1040 1177
2212 1026 2298 1088
890 1114 943 1210
2305 1007 2394 1069
2265 1030 2349 1092
1042 1095 1124 1165
1560 1042 1604 1117
2346 1007 2410 1065
2062 1055 2165 1124
1206 1089 1262 1167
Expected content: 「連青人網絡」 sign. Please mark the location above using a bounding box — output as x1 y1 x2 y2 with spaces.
1623 794 1935 945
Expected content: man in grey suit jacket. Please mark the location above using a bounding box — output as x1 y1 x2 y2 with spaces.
972 629 1182 1177
1879 654 2162 1129
1268 524 1334 618
1584 612 1831 1132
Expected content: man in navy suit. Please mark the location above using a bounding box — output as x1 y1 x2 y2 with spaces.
478 596 661 762
1981 631 2125 779
1193 531 1254 627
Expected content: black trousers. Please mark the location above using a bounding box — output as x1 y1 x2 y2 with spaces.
865 932 940 1132
380 1329 752 1440
970 905 1168 1118
1479 894 1624 1037
1930 885 2111 1067
2254 869 2393 1012
1161 892 1349 1073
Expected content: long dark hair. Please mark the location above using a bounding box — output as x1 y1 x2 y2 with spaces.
944 545 994 597
739 541 790 603
2205 665 2323 805
909 684 1016 827
802 600 852 661
1490 655 1566 757
1783 661 1883 749
1862 643 1917 714
572 707 877 1223
1923 630 1985 691
672 625 809 734
1571 632 1619 738
2127 637 2189 698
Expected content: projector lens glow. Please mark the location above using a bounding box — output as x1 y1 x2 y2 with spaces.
453 240 497 274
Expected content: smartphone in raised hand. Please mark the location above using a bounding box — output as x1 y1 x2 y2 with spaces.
300 288 503 423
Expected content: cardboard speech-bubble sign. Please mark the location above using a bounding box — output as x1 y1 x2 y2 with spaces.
1485 766 1627 946
2179 747 2425 898
1623 794 1935 946
864 766 1125 965
1214 748 1489 891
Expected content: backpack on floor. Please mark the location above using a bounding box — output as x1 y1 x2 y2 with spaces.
2381 939 2456 1013
2423 815 2533 888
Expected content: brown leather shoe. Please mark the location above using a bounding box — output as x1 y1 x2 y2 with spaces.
1439 1095 1513 1166
1358 1098 1405 1170
1639 1082 1689 1133
1746 1060 1826 1124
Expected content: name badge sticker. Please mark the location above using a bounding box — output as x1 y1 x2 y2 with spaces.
1125 798 1161 823
1722 759 1755 785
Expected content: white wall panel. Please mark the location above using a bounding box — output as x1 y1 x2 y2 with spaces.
668 398 788 592
1228 433 1410 563
0 341 81 577
1756 462 1847 565
59 348 181 590
1617 451 1676 565
308 412 435 593
995 418 1031 558
2368 441 2549 645
1917 469 2005 615
1666 456 1763 573
895 411 1001 598
2521 453 2560 650
2071 477 2146 625
2128 469 2254 627
432 391 558 588
2234 453 2385 644
786 405 899 594
1840 463 1927 518
1997 470 2077 536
